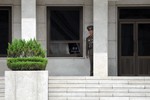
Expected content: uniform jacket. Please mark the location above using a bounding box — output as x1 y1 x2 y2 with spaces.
86 35 93 56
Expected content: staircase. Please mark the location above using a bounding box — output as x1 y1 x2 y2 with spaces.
0 77 4 100
49 77 150 100
1 76 150 100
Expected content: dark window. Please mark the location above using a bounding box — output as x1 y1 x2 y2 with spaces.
138 23 150 56
121 24 134 56
47 7 83 57
0 7 11 57
119 7 150 19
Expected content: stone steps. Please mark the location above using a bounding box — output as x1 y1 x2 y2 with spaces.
0 77 4 100
0 97 4 100
49 88 150 93
48 77 150 100
1 76 150 100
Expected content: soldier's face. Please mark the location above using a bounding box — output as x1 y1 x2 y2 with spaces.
88 30 93 36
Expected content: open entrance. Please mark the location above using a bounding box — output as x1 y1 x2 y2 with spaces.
118 7 150 76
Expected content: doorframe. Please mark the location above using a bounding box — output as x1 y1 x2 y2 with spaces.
117 7 150 76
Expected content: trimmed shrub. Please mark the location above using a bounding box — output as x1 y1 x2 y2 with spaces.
7 57 47 70
7 39 48 70
7 39 45 58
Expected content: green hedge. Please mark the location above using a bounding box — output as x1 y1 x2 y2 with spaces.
7 57 48 70
7 39 48 70
7 39 46 58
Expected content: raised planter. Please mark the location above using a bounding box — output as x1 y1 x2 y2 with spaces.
5 71 48 100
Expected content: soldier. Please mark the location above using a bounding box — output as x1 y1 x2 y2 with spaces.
86 25 93 76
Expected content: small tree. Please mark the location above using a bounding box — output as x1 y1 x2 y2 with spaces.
7 39 47 70
7 39 45 58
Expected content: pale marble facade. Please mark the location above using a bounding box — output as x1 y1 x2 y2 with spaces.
0 0 150 77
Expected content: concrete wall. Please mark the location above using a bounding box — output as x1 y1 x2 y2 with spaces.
36 0 93 76
0 0 21 76
1 0 150 76
108 1 118 76
0 0 93 76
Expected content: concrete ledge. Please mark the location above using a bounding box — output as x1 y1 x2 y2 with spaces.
5 71 48 100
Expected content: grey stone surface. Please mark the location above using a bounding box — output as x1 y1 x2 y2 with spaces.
108 41 117 59
5 71 15 100
116 0 150 4
5 71 48 100
48 77 150 99
13 0 21 5
37 24 46 41
84 0 93 6
35 0 93 76
108 23 116 41
13 23 21 39
108 58 117 76
3 0 150 77
21 0 36 40
0 0 94 76
93 0 108 77
13 6 21 23
108 5 116 23
0 0 150 78
100 97 129 100
0 0 13 4
0 59 10 76
45 0 84 5
37 6 46 23
130 97 150 100
47 59 90 76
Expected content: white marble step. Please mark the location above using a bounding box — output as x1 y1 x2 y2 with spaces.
0 77 4 80
48 76 150 80
0 97 4 100
48 92 150 97
49 88 150 93
0 85 4 89
48 97 150 100
0 93 4 97
0 89 4 93
48 77 150 99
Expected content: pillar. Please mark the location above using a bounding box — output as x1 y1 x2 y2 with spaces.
21 0 36 40
93 0 108 77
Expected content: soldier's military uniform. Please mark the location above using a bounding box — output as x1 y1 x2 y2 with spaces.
86 35 93 76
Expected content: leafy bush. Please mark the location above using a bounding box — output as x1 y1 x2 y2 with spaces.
7 39 48 70
7 39 45 58
7 57 47 70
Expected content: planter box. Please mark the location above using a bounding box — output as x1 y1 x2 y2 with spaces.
5 71 48 100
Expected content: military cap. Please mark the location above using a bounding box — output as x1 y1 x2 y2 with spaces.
87 25 93 31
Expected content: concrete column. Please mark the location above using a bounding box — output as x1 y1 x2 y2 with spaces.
93 0 108 77
21 0 36 40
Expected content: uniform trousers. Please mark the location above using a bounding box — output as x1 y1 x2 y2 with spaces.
89 55 93 76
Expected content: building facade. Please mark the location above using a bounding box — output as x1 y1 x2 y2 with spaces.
0 0 150 77
1 0 150 100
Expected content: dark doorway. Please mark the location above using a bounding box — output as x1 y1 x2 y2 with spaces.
0 7 11 57
118 7 150 76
